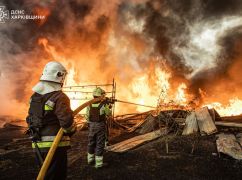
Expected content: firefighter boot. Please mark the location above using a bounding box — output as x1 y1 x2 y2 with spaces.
87 153 95 165
95 156 103 168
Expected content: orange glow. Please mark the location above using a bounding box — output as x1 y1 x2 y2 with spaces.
38 37 242 116
33 7 50 25
204 98 242 116
174 83 187 105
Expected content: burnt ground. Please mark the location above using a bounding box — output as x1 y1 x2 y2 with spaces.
0 124 242 180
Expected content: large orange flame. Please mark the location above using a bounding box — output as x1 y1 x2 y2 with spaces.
38 37 242 116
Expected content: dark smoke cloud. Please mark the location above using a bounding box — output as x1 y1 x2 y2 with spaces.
1 0 242 118
203 0 242 17
118 0 242 102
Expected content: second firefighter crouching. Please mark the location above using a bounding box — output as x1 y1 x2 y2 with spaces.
85 87 112 168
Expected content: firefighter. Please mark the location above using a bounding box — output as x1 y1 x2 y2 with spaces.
26 61 76 180
86 87 112 168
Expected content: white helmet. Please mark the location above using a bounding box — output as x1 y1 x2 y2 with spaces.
40 61 67 84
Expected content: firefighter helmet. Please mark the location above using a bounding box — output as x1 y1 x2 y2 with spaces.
40 61 67 84
93 87 105 97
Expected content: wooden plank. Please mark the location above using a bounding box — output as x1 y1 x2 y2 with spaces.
112 119 131 129
127 119 146 132
106 129 166 153
136 114 158 134
215 121 242 128
216 133 242 160
236 133 242 146
220 115 242 123
182 112 198 135
195 107 217 135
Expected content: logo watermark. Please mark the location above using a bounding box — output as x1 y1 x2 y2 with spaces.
0 6 9 23
0 6 45 23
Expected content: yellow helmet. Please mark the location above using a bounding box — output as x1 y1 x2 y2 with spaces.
93 87 105 97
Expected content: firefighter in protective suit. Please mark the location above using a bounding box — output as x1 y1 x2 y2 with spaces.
86 87 112 168
26 61 76 180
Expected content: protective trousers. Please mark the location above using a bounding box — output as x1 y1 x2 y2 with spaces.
35 148 67 180
88 121 106 156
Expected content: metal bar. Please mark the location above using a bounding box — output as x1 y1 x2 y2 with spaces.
64 91 113 93
70 98 156 108
112 81 116 119
63 84 113 88
69 98 93 100
111 79 116 129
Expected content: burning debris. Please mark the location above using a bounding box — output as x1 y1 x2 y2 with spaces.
0 0 242 179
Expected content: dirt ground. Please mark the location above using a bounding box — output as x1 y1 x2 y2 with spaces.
0 124 242 180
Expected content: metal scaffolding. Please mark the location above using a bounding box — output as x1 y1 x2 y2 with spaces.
62 79 116 131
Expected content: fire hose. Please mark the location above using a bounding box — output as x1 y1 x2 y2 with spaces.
115 99 156 108
106 98 156 109
37 95 105 180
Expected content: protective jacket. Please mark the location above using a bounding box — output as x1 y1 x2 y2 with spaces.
26 90 76 149
85 101 111 122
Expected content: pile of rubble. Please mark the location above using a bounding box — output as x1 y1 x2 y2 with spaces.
6 107 240 160
109 107 242 160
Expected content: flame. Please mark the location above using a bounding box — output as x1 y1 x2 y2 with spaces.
129 73 158 112
38 38 59 58
38 37 242 117
205 98 242 116
174 83 187 105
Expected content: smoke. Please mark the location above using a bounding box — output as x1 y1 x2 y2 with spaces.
0 0 242 118
123 0 242 103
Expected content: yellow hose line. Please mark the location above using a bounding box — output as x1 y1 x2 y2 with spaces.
37 96 105 180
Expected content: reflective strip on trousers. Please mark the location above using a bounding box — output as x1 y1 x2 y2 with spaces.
87 153 95 163
32 141 70 148
95 156 103 166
